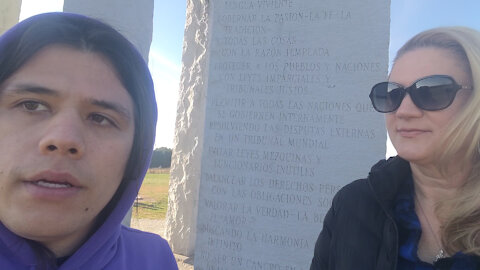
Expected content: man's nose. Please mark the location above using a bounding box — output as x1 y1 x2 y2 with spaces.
38 112 85 159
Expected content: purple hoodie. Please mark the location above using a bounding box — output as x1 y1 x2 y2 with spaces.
0 13 178 270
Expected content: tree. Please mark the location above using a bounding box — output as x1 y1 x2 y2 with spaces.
149 147 172 168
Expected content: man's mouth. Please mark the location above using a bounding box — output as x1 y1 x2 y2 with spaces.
27 170 81 188
24 171 81 199
34 180 74 189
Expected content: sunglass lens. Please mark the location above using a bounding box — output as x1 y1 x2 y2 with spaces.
370 82 404 112
412 76 458 110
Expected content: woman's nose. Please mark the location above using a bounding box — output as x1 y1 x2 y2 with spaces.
394 93 423 118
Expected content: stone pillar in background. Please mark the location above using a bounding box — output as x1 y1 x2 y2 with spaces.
168 0 391 268
64 0 154 227
166 0 208 256
0 0 22 35
63 0 153 61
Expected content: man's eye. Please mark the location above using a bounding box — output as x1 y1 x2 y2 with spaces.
89 113 116 127
20 101 48 111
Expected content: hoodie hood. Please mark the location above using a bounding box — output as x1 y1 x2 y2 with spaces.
0 12 159 269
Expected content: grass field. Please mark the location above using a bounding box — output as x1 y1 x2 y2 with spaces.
132 173 170 220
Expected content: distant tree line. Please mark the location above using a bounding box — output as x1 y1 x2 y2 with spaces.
149 147 172 168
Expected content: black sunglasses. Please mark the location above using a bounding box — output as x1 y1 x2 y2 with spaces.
369 75 473 113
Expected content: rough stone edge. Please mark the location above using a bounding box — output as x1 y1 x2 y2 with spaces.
166 0 210 257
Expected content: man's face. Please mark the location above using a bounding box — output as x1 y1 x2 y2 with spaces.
0 45 135 256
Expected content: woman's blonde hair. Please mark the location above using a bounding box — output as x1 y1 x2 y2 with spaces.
395 26 480 255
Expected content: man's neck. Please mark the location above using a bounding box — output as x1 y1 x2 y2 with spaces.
39 219 94 258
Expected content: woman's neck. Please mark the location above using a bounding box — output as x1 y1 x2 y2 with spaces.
410 162 469 204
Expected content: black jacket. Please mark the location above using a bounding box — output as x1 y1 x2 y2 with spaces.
310 156 411 270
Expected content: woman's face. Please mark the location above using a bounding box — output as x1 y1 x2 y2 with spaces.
386 47 472 165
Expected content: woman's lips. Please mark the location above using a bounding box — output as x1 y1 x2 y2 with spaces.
397 128 429 137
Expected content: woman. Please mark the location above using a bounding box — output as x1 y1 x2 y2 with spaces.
310 27 480 269
0 13 177 269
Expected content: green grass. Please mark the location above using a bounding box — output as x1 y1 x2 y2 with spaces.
132 173 169 220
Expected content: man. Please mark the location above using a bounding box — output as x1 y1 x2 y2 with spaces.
0 12 177 269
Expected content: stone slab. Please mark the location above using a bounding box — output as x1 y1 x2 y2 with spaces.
63 0 153 61
166 0 208 256
169 0 390 268
0 0 22 35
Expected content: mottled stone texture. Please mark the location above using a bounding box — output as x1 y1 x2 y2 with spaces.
64 0 154 227
170 0 390 268
166 0 208 256
63 0 153 61
0 0 22 35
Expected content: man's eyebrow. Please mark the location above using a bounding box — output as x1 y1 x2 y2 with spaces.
88 98 132 120
4 84 60 96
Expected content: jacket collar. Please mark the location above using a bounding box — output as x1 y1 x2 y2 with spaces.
367 156 411 215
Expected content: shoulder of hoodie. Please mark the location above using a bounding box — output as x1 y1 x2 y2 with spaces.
117 226 177 268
